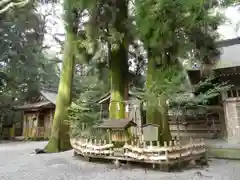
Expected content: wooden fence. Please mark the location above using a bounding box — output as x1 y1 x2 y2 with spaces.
70 138 114 156
24 127 51 139
70 137 207 165
123 138 206 163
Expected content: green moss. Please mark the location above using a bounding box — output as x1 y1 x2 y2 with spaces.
146 57 157 124
146 55 172 144
44 32 75 153
158 95 171 143
109 90 125 119
44 136 60 153
108 0 128 120
109 54 126 119
59 123 72 151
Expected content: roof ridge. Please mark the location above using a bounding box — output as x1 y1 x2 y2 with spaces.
217 37 240 48
40 87 58 93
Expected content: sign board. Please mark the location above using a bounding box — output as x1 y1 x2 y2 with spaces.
142 125 158 141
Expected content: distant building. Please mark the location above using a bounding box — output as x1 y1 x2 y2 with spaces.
186 37 240 143
14 89 57 140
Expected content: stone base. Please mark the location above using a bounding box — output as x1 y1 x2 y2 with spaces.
206 139 240 160
226 138 240 144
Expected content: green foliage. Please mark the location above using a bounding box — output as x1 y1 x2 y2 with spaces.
134 0 238 138
67 75 109 137
135 0 225 66
67 103 99 138
0 3 59 100
0 2 59 126
132 71 231 113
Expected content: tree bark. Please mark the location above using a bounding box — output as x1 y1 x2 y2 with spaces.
146 56 157 124
109 56 127 119
158 94 171 142
43 0 81 152
146 52 171 144
44 32 75 153
109 0 128 119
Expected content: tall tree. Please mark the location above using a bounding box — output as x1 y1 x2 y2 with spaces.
44 1 79 152
0 2 58 128
108 0 129 119
78 0 129 119
135 0 229 143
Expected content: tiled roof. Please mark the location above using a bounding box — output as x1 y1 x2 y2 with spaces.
40 90 57 104
13 101 53 111
13 89 57 111
96 119 137 129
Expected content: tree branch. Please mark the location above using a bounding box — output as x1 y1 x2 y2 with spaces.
0 0 30 14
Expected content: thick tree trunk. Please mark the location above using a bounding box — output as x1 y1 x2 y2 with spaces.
146 52 171 143
109 0 128 119
44 33 75 152
109 56 126 119
146 56 157 124
158 95 171 142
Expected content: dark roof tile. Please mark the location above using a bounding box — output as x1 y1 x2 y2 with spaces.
13 101 53 111
97 119 137 129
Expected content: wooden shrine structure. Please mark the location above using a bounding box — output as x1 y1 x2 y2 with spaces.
95 37 240 146
71 118 207 171
14 89 57 140
186 37 240 144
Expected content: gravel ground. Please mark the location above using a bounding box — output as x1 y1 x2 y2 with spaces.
0 141 240 180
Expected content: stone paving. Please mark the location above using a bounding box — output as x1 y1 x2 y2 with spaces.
0 141 240 180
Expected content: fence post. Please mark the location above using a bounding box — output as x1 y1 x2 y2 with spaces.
164 141 169 163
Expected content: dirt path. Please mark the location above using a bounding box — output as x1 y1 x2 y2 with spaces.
0 141 239 180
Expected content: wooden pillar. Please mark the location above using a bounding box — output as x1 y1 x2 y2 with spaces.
223 98 240 143
23 113 28 139
218 110 227 139
23 113 25 137
125 102 129 118
48 109 54 137
124 82 130 119
51 109 54 126
9 124 15 139
34 112 39 138
36 111 39 127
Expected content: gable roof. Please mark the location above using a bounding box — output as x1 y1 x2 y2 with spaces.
40 89 57 104
96 119 137 130
13 89 57 111
13 101 54 111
